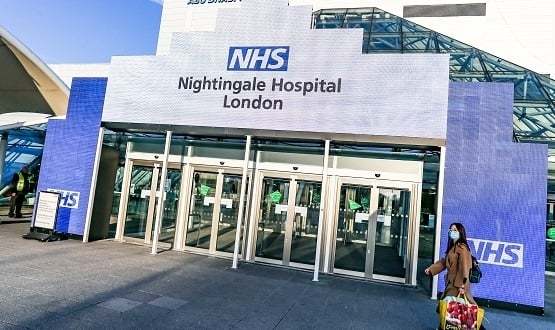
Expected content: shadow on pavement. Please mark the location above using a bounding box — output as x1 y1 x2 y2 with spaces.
0 222 553 329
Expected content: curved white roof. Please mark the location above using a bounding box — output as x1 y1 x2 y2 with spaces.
0 25 69 122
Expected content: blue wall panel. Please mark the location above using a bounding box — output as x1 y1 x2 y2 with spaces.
441 82 547 308
36 78 107 236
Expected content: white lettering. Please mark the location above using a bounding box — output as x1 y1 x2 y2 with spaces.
248 48 272 69
267 48 287 69
46 189 80 209
468 238 524 268
228 48 252 70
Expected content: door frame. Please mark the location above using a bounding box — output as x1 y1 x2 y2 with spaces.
248 170 322 270
180 164 249 258
116 159 181 246
328 176 421 284
329 177 375 278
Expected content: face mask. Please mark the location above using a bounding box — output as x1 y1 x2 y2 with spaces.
449 230 460 242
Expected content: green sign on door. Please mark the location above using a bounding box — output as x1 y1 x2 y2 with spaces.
199 184 211 197
548 227 555 239
361 196 369 210
348 199 362 210
269 190 282 203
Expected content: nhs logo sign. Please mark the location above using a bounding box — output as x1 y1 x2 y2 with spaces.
468 238 524 268
227 46 289 71
47 189 80 209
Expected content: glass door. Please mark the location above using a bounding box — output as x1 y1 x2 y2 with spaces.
186 172 218 250
159 169 182 243
333 184 372 275
216 175 245 253
255 177 290 261
122 162 182 245
290 181 322 265
184 168 247 255
332 178 415 283
254 173 322 268
123 164 160 243
373 187 411 279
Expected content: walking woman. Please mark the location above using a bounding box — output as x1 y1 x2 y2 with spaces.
425 222 483 329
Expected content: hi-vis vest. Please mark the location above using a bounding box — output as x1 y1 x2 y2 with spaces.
16 172 25 192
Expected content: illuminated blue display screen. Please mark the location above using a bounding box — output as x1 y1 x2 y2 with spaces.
440 82 547 308
36 78 106 235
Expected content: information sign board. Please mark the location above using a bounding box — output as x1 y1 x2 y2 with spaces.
33 191 60 230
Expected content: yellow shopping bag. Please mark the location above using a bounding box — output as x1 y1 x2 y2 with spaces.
439 294 484 329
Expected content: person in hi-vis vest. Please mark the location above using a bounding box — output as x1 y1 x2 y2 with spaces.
9 166 30 218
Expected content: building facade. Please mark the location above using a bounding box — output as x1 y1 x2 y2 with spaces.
34 0 552 312
157 0 555 77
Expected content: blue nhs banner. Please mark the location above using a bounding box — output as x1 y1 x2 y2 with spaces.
227 46 289 71
37 78 106 236
442 83 547 308
468 238 523 268
47 188 80 209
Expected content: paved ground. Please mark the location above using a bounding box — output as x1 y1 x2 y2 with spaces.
0 222 553 329
0 205 33 218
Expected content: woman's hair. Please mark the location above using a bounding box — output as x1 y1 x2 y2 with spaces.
445 222 469 254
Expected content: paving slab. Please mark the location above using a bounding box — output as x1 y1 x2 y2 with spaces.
147 296 188 310
98 297 143 313
0 222 553 329
119 290 161 303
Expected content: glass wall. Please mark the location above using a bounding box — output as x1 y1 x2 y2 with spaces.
546 157 555 274
547 201 555 273
103 133 192 241
417 161 440 292
101 132 444 286
103 131 128 238
312 7 555 144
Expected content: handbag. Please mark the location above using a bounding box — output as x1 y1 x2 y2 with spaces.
439 294 484 330
469 256 482 284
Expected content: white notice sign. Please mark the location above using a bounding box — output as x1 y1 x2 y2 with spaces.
295 206 308 218
355 213 370 223
204 196 216 206
221 198 233 209
274 204 288 214
33 191 60 230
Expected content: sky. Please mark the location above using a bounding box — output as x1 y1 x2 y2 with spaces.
0 0 163 64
